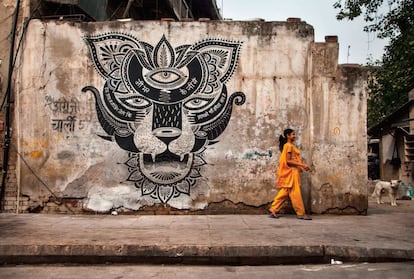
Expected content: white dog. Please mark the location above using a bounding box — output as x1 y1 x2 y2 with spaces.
371 180 401 206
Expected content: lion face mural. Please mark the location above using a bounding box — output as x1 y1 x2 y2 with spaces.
82 33 245 203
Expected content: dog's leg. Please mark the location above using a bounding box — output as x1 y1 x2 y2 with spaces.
378 191 383 204
373 187 381 204
389 192 397 206
374 191 381 204
375 188 382 204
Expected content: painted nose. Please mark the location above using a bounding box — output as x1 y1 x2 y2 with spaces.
152 127 181 144
152 102 182 144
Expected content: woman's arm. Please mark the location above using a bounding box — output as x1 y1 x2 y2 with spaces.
286 151 310 171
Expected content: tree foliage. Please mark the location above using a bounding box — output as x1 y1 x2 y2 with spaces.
334 0 414 128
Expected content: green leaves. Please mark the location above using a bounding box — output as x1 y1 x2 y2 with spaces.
334 0 384 21
334 0 414 129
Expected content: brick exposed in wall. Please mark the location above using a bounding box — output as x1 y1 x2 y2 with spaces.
2 147 23 212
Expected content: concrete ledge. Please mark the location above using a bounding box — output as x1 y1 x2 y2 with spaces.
0 244 412 265
325 246 414 262
1 207 414 266
0 244 324 257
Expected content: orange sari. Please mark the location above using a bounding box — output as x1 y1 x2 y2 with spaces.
270 142 305 216
276 142 302 188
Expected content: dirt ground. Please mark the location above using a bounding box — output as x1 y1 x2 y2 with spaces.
368 195 414 214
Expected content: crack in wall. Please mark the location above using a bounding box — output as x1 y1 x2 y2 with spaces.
321 205 367 215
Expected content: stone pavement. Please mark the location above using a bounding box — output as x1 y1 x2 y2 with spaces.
0 199 413 265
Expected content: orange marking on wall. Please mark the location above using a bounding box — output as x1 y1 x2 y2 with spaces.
22 140 49 149
30 150 44 159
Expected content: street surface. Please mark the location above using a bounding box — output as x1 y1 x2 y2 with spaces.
0 196 413 278
0 262 413 279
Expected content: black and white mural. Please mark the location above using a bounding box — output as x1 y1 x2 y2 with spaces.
82 33 245 203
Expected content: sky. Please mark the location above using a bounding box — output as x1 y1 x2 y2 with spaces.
216 0 389 64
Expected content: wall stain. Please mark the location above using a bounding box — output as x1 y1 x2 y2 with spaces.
29 150 44 159
242 150 272 160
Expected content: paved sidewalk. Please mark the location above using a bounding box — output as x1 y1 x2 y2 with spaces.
0 200 413 265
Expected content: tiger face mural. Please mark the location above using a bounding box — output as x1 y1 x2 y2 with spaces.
82 33 245 203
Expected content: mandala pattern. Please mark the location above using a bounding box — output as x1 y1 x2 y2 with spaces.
82 33 245 203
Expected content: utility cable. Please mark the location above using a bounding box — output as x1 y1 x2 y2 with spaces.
0 1 42 112
0 0 20 211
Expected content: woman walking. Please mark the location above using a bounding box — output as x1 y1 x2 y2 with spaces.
269 128 312 220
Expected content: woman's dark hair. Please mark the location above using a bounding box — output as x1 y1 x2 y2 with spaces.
279 128 294 151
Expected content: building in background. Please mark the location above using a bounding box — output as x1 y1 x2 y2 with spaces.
368 89 414 199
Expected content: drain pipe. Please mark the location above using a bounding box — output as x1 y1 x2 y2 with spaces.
0 0 20 210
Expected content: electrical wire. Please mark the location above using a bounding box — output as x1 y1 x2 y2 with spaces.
0 1 42 112
0 0 20 211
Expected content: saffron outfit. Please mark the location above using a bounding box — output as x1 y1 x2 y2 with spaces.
270 142 306 216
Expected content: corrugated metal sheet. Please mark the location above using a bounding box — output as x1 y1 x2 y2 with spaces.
43 0 221 21
45 0 108 21
78 0 109 21
168 0 193 19
45 0 80 4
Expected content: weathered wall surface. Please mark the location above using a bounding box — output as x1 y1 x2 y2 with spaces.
0 0 15 213
13 19 367 214
1 0 32 213
309 38 368 214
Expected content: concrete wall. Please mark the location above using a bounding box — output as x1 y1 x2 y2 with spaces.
13 18 368 214
0 0 33 213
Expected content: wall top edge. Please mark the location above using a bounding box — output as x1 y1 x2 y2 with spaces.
30 18 314 27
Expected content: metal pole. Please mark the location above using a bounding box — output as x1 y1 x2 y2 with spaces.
122 0 134 18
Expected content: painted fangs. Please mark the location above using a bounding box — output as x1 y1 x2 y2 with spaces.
151 153 156 163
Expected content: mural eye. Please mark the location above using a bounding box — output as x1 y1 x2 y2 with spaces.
143 67 189 90
148 69 184 84
122 96 151 108
184 98 212 110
